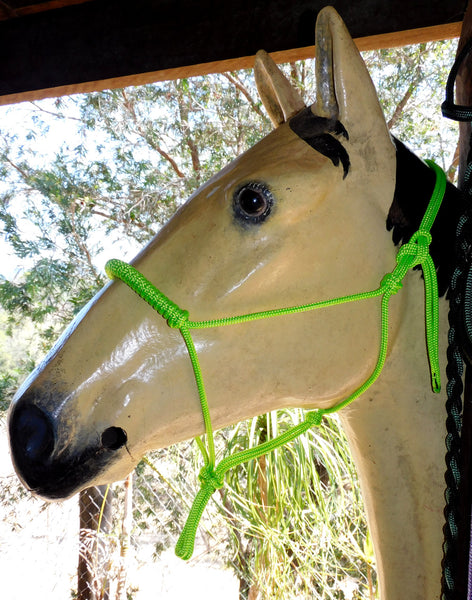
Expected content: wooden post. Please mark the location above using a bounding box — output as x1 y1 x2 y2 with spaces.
77 486 113 600
116 474 133 600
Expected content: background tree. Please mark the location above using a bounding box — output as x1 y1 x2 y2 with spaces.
0 38 459 599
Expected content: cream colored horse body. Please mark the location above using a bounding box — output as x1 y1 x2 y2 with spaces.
9 8 447 599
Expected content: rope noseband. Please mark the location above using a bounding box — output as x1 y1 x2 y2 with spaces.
106 159 446 559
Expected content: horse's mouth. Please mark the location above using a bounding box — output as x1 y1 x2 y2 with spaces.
8 399 121 500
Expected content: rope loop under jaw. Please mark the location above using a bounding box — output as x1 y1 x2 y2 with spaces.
105 160 446 560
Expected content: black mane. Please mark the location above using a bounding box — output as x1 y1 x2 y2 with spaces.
387 138 465 297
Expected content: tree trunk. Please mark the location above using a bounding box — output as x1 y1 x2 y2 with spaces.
77 485 113 600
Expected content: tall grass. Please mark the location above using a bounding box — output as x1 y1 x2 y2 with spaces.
216 410 376 599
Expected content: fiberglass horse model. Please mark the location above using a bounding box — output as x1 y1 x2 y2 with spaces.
7 7 463 599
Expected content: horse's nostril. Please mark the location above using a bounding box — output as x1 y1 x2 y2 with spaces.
101 426 127 450
10 404 55 462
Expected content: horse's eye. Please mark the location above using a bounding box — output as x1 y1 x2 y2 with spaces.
233 182 274 224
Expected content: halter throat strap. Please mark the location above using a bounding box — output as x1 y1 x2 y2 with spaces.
105 159 446 560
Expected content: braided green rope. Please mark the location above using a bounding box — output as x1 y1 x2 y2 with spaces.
105 160 446 560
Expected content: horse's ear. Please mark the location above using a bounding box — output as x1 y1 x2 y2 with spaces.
314 7 392 147
254 50 306 127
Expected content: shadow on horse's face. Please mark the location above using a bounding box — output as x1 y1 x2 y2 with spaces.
8 8 396 499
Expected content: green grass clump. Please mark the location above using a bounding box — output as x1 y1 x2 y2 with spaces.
218 410 376 599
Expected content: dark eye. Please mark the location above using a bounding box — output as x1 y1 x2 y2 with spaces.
233 182 274 224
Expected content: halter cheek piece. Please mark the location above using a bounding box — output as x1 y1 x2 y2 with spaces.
106 159 446 560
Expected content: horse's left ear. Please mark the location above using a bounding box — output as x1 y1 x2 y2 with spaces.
254 50 306 127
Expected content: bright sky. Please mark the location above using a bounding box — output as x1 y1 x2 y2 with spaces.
0 101 77 278
0 98 142 280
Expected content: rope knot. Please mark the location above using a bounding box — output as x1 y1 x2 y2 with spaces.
381 273 403 295
397 230 432 266
306 410 324 427
159 302 189 329
198 466 224 491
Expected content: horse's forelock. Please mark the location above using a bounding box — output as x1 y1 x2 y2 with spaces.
289 107 351 178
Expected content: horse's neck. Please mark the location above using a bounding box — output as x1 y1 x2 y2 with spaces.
339 269 448 600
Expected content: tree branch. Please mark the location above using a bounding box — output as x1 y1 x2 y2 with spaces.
222 72 266 119
174 82 202 182
387 86 415 130
69 203 102 286
447 139 460 183
2 153 32 183
30 101 82 122
90 208 155 236
387 65 422 130
121 89 185 179
187 137 201 174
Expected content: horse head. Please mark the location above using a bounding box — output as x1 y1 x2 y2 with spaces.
9 7 396 499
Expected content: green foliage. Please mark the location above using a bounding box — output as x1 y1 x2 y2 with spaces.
215 412 373 599
0 372 17 411
364 40 459 176
0 310 38 407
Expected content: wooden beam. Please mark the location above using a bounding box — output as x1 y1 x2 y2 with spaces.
0 0 464 106
0 21 462 107
0 0 92 21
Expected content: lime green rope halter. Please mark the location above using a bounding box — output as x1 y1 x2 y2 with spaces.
105 159 446 560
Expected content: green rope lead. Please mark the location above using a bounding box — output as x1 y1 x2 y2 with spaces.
105 160 446 560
